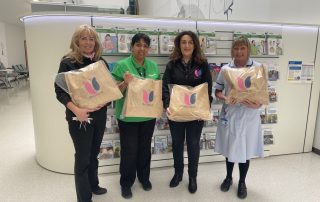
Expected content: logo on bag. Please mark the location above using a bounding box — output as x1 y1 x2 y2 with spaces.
194 68 202 78
237 76 251 91
143 90 154 105
83 77 100 96
184 93 196 106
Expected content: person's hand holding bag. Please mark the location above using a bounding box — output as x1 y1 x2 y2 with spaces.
117 71 134 93
240 99 262 109
123 71 134 84
66 101 94 122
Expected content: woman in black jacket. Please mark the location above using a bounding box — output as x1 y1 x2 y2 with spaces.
162 31 213 193
54 24 108 202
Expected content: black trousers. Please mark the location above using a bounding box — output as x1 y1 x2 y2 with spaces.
118 119 156 188
168 120 204 178
68 117 106 202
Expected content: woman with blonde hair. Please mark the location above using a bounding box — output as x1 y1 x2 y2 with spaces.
55 24 109 202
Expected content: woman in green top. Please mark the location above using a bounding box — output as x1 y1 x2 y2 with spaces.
112 33 160 199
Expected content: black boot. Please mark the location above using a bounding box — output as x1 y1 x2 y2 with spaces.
220 177 233 192
140 180 152 191
169 173 183 187
237 181 247 199
92 186 107 195
121 187 132 199
188 177 197 193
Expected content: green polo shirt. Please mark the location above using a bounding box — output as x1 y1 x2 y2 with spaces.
112 55 160 122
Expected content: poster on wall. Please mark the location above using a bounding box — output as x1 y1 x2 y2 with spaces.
267 63 280 81
198 31 217 55
301 63 314 82
268 86 277 103
267 107 278 124
0 22 8 67
287 61 314 82
137 28 159 55
247 33 267 56
263 128 274 145
117 28 137 53
159 29 177 55
267 33 283 56
96 28 118 54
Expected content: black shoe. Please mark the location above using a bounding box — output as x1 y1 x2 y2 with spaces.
92 186 107 195
169 173 183 188
141 180 152 191
237 182 247 199
121 187 132 199
188 177 197 193
220 178 233 192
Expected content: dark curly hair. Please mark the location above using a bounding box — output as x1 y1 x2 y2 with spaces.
170 31 206 64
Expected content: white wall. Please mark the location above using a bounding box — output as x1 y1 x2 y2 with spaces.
312 32 320 150
0 21 8 67
0 21 26 69
313 94 320 150
139 0 320 25
5 23 26 68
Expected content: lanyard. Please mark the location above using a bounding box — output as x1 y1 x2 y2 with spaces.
137 67 146 78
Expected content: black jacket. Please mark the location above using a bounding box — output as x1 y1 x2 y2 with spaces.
54 56 109 121
162 59 213 109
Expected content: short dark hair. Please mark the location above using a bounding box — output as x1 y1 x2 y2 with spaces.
170 31 206 64
131 33 151 47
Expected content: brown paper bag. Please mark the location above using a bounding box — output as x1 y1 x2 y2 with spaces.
168 83 211 121
223 65 269 105
65 60 123 109
122 78 163 118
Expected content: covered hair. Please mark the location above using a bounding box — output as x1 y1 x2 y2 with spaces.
65 24 102 63
170 31 206 64
231 35 251 58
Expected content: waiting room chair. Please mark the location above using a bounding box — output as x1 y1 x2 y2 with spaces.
0 62 18 88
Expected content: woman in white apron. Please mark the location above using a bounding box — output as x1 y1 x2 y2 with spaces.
214 36 264 199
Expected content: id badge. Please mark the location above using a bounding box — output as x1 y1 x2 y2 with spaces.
220 117 228 125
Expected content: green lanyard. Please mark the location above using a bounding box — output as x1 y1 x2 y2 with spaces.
136 67 146 78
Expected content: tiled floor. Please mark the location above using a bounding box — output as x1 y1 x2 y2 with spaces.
1 82 320 202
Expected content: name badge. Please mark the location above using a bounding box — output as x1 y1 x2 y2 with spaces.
220 117 228 125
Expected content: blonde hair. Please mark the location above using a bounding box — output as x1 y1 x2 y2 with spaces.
231 35 251 58
65 24 102 63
